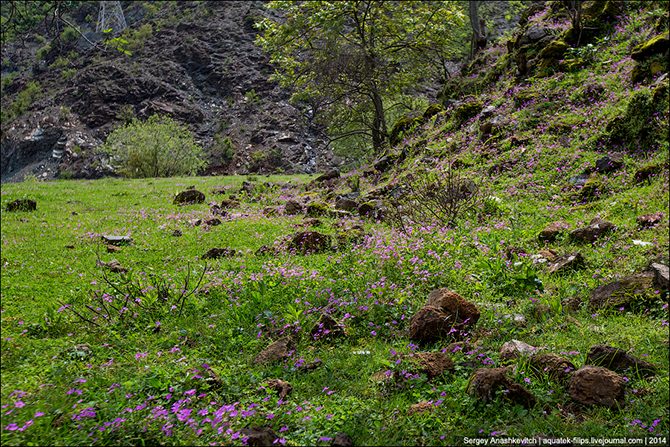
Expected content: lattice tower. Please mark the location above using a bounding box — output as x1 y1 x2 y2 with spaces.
96 1 127 34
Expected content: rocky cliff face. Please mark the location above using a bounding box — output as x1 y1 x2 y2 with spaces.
1 1 334 181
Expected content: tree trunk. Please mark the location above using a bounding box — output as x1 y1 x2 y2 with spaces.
370 87 387 153
469 0 486 58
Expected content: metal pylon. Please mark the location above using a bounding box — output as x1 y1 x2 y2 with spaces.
96 1 127 34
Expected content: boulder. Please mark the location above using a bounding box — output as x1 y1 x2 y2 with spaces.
409 289 480 344
651 263 669 291
204 218 221 226
594 155 624 174
284 200 303 215
254 337 294 365
426 289 480 327
631 32 670 61
408 306 454 344
240 426 278 447
335 198 358 212
570 218 615 243
589 272 656 310
315 169 340 182
634 164 662 184
467 367 535 408
306 202 330 217
173 189 205 205
358 202 382 220
529 353 575 381
265 379 293 399
636 212 663 229
5 199 37 212
202 248 237 260
568 366 625 408
288 231 331 254
499 340 539 361
586 345 657 377
547 253 585 274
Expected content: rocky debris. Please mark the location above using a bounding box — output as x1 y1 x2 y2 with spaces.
202 248 237 260
589 272 656 310
529 353 575 381
284 200 304 215
96 259 127 273
547 253 585 274
240 426 278 447
172 229 182 237
570 218 615 243
408 352 454 379
500 340 539 361
650 263 669 291
106 244 121 253
303 218 322 228
101 235 132 245
254 337 294 365
265 379 293 399
467 367 536 408
409 289 479 344
5 199 37 212
315 169 340 182
637 212 663 229
310 313 345 340
288 231 331 254
204 218 222 226
332 432 354 447
531 249 559 264
409 306 455 344
255 244 280 257
305 202 331 218
408 401 434 415
209 204 227 216
594 155 624 173
173 189 205 205
568 366 626 408
538 221 568 242
335 198 358 212
586 345 657 377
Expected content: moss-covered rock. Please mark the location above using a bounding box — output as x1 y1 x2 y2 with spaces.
607 88 665 150
389 114 422 146
578 175 605 202
538 40 569 59
451 98 483 127
305 202 330 217
422 103 443 120
631 32 670 61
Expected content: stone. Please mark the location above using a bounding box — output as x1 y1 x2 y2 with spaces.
335 198 358 212
240 426 278 447
568 366 625 408
589 272 656 310
288 231 331 254
202 248 237 260
219 199 240 209
101 235 132 245
409 289 480 344
408 401 434 415
284 200 303 215
266 379 293 399
191 219 202 227
537 222 566 243
240 181 255 194
631 32 670 61
297 358 323 372
96 259 127 274
634 164 662 184
586 345 657 377
594 155 624 173
426 289 480 327
529 353 576 381
262 207 278 217
467 367 536 408
173 189 205 205
315 169 340 182
306 202 330 217
358 202 382 220
310 314 345 340
204 218 221 226
499 340 538 361
570 218 615 243
547 253 585 274
332 432 354 447
650 263 669 291
106 244 121 253
5 199 36 212
408 352 454 379
172 229 182 237
637 212 663 229
254 337 294 365
303 218 322 228
408 306 454 344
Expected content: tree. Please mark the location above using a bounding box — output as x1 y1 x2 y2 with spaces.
468 0 487 58
257 1 466 155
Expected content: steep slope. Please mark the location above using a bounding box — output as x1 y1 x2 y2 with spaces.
0 1 333 182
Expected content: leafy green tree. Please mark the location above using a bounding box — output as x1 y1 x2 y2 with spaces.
101 115 206 178
257 1 467 154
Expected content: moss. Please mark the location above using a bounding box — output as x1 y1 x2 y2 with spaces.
422 103 443 120
513 90 540 107
538 40 569 60
631 32 670 62
451 99 483 127
306 202 330 217
607 88 665 150
389 114 422 146
579 175 604 201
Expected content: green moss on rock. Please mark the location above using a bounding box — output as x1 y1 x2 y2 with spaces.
631 32 670 61
390 114 423 146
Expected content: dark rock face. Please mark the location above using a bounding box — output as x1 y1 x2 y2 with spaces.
594 155 624 173
568 366 625 408
284 200 304 215
5 199 36 212
651 263 669 291
173 189 205 205
467 368 536 408
586 345 657 377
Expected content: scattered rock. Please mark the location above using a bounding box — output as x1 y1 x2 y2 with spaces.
172 229 182 237
5 199 37 212
335 198 358 212
254 337 294 365
409 306 454 344
219 199 240 209
191 219 202 227
634 164 662 184
288 231 331 254
266 379 293 399
529 353 576 381
240 426 278 447
101 235 132 246
589 272 656 310
306 202 331 217
538 221 568 242
315 169 340 182
106 244 121 253
303 218 322 228
467 367 536 408
547 253 585 274
637 212 663 229
570 218 615 243
426 289 481 327
408 352 454 379
500 340 539 361
631 32 670 61
409 289 480 344
568 366 625 408
332 432 354 447
209 204 227 216
358 201 383 220
408 401 434 415
284 200 303 215
202 248 237 260
204 218 221 226
96 259 127 273
240 181 255 194
297 358 323 372
650 263 669 291
586 345 657 377
310 313 345 340
173 189 205 205
594 155 624 173
255 244 280 256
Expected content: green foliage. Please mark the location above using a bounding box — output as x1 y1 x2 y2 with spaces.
35 43 51 61
60 67 76 80
59 25 77 43
101 114 206 178
3 80 41 124
1 71 18 93
122 23 153 52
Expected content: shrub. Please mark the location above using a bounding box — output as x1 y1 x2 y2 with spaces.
4 81 41 124
101 114 206 178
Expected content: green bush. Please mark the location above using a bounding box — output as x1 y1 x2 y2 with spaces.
101 114 206 178
4 81 41 124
